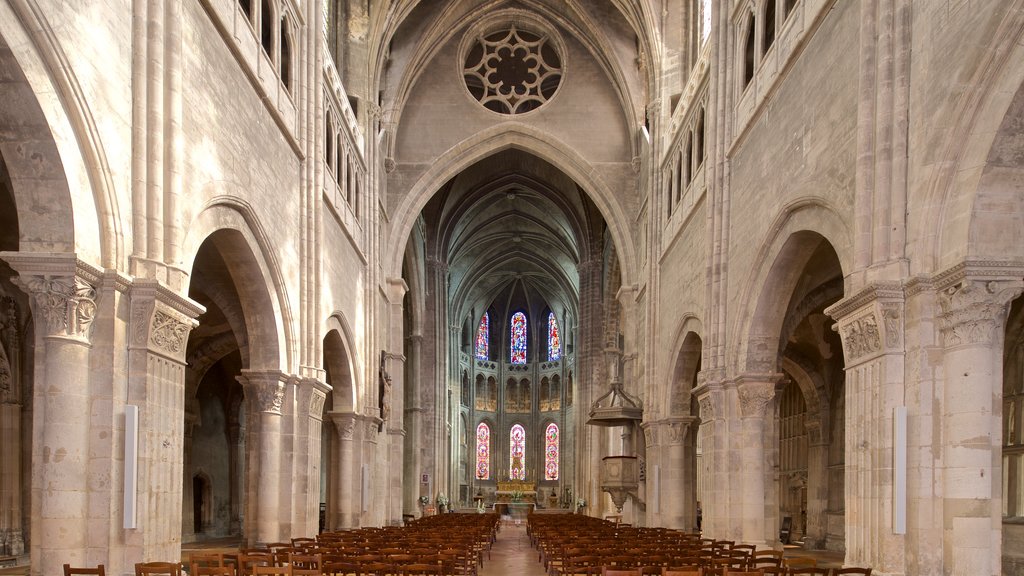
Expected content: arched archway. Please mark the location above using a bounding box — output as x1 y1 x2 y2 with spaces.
322 321 358 530
183 226 286 545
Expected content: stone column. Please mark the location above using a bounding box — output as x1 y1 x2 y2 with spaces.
227 413 243 534
644 416 697 530
0 294 24 557
826 282 907 573
640 423 662 527
736 374 781 545
295 377 329 536
694 378 731 540
937 273 1023 575
803 416 830 550
4 256 101 576
329 411 357 528
237 370 287 545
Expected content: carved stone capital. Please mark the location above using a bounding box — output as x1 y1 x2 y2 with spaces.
938 278 1023 348
6 255 104 342
299 378 331 420
693 375 723 420
330 411 358 440
383 157 396 173
735 375 782 418
643 416 698 446
238 370 288 415
826 282 906 363
127 278 203 361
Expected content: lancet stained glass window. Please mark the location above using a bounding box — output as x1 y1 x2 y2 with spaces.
547 312 561 361
510 424 526 480
545 423 559 480
510 312 527 364
476 422 490 480
475 313 489 360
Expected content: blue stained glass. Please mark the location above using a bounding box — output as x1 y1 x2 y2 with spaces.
475 313 489 360
547 312 561 361
510 312 527 364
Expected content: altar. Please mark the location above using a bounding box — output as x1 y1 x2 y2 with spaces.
494 480 537 504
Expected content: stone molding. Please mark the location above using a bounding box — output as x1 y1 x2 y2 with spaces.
2 254 104 342
735 374 782 418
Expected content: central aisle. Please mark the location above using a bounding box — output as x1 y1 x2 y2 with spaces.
478 521 548 576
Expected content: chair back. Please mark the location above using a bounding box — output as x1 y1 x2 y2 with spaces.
135 562 182 576
191 565 234 576
832 569 872 576
661 567 702 576
64 564 106 576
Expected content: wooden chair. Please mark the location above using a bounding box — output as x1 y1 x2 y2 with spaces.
397 563 442 575
602 568 642 576
787 568 828 576
321 561 360 576
720 570 763 576
237 552 273 576
191 565 235 576
782 557 816 569
832 569 872 576
251 565 291 576
661 567 702 576
135 562 182 576
64 564 106 576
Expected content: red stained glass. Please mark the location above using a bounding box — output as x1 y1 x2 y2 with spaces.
476 422 490 480
547 312 561 361
510 424 526 480
545 423 559 480
510 312 527 364
475 313 489 360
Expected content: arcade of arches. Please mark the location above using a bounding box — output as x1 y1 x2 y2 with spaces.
0 1 1022 575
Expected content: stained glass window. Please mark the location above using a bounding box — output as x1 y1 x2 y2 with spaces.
475 313 489 360
510 424 526 480
547 312 561 361
476 422 490 480
510 312 527 364
545 423 559 481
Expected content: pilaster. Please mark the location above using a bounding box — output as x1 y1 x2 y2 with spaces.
735 374 783 545
826 281 907 573
329 411 358 528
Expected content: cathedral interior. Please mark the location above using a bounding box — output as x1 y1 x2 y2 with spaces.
0 0 1023 575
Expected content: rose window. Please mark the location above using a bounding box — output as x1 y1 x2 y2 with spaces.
463 26 562 115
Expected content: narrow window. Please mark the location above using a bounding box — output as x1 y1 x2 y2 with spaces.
510 424 526 480
260 0 273 54
545 423 559 481
696 108 706 169
324 112 334 169
743 12 756 89
685 132 694 187
475 313 490 360
783 0 796 19
510 312 527 364
476 423 490 480
280 17 292 93
547 312 561 361
764 0 777 53
239 0 252 21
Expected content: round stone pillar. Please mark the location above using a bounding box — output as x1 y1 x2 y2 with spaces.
238 370 286 545
736 375 782 545
11 260 101 576
329 411 358 528
938 276 1023 574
